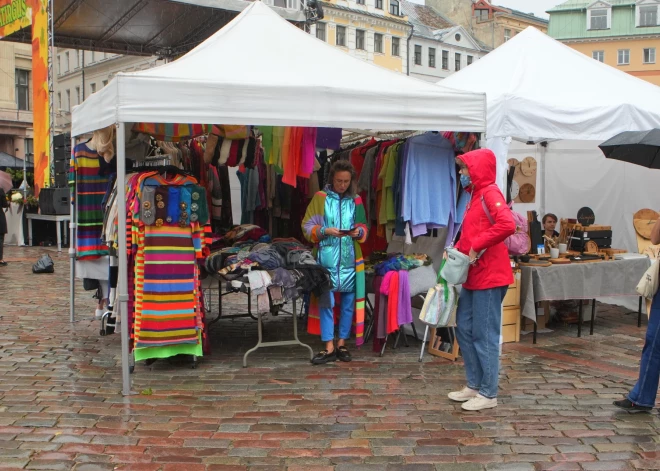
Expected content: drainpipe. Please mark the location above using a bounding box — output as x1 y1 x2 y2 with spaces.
407 24 414 76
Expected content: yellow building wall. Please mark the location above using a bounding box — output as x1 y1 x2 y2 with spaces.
322 10 406 73
569 38 660 86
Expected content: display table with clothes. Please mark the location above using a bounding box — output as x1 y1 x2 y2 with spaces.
520 257 651 342
203 230 332 365
364 252 437 353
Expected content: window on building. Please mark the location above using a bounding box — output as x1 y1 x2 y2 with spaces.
467 55 473 65
640 5 658 27
356 0 364 5
77 50 82 69
475 9 489 21
374 33 383 53
57 55 61 75
617 49 630 65
75 86 80 105
25 138 33 157
455 52 461 71
356 29 366 50
66 89 71 111
336 25 346 47
504 28 511 42
316 22 326 41
592 50 604 62
102 80 108 87
392 37 400 56
429 47 436 68
442 50 449 70
414 45 422 65
375 0 382 9
389 0 400 16
15 69 30 111
589 8 608 29
57 92 62 110
90 83 97 94
644 47 656 63
64 51 70 72
91 50 95 62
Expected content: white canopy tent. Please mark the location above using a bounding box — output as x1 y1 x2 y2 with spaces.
441 26 660 251
70 0 486 395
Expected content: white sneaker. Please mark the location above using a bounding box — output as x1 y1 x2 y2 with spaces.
95 309 104 320
461 394 497 411
448 386 479 402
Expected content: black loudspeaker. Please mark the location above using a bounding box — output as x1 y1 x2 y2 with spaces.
54 147 70 162
53 173 68 188
53 133 71 148
39 188 70 215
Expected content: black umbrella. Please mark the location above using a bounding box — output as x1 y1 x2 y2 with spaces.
599 129 660 169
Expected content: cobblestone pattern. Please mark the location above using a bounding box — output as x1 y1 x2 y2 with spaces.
0 247 659 470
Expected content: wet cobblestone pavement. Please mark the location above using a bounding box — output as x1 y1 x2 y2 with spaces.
0 246 659 470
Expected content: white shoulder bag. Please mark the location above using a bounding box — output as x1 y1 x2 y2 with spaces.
636 259 659 300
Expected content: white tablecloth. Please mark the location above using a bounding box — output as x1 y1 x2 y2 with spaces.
3 203 24 246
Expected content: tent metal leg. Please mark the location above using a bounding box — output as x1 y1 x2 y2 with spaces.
116 123 132 396
638 296 643 327
590 299 596 335
69 136 77 323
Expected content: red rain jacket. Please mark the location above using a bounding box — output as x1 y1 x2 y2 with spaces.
455 148 516 290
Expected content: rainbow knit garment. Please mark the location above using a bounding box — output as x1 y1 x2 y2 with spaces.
69 142 109 260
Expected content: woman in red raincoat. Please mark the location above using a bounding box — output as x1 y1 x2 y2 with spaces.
448 148 515 411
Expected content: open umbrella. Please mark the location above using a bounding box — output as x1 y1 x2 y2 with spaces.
0 170 12 192
599 129 660 169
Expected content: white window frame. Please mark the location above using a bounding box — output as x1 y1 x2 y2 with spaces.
336 25 346 47
617 49 630 65
587 3 611 30
592 50 605 62
414 44 422 65
316 22 326 41
429 47 436 68
637 1 659 27
392 36 400 56
64 51 70 73
374 33 383 53
504 28 511 41
644 47 656 63
356 29 366 50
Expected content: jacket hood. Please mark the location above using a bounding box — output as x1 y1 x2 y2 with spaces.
458 148 497 191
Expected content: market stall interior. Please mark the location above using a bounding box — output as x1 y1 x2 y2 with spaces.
69 1 487 395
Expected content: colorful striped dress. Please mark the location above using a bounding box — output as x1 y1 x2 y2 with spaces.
69 142 109 260
124 171 208 361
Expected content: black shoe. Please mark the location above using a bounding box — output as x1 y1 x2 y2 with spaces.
311 349 337 365
336 346 352 362
0 261 7 266
613 398 652 413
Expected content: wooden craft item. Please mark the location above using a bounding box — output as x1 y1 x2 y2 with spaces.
633 209 659 253
601 248 627 255
519 183 536 203
549 258 571 265
634 220 657 240
633 209 659 222
519 261 552 267
584 240 599 253
571 258 603 264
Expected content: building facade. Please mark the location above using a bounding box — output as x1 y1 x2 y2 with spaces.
548 0 660 86
53 49 163 132
310 0 412 74
425 0 548 50
402 0 488 82
0 42 33 162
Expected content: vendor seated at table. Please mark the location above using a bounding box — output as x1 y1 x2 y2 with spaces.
543 213 560 239
302 161 369 365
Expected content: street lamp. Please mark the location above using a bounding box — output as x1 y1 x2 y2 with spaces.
20 152 32 197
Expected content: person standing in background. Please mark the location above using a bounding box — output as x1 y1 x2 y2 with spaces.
0 189 8 266
614 217 660 412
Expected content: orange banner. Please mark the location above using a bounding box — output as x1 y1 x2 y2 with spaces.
31 0 49 195
0 0 30 39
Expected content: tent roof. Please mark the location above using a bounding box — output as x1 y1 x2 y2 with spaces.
71 1 486 136
0 152 33 169
2 0 304 57
440 26 660 141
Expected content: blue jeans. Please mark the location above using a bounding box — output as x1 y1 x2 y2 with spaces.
628 295 660 408
320 292 356 342
456 286 508 399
